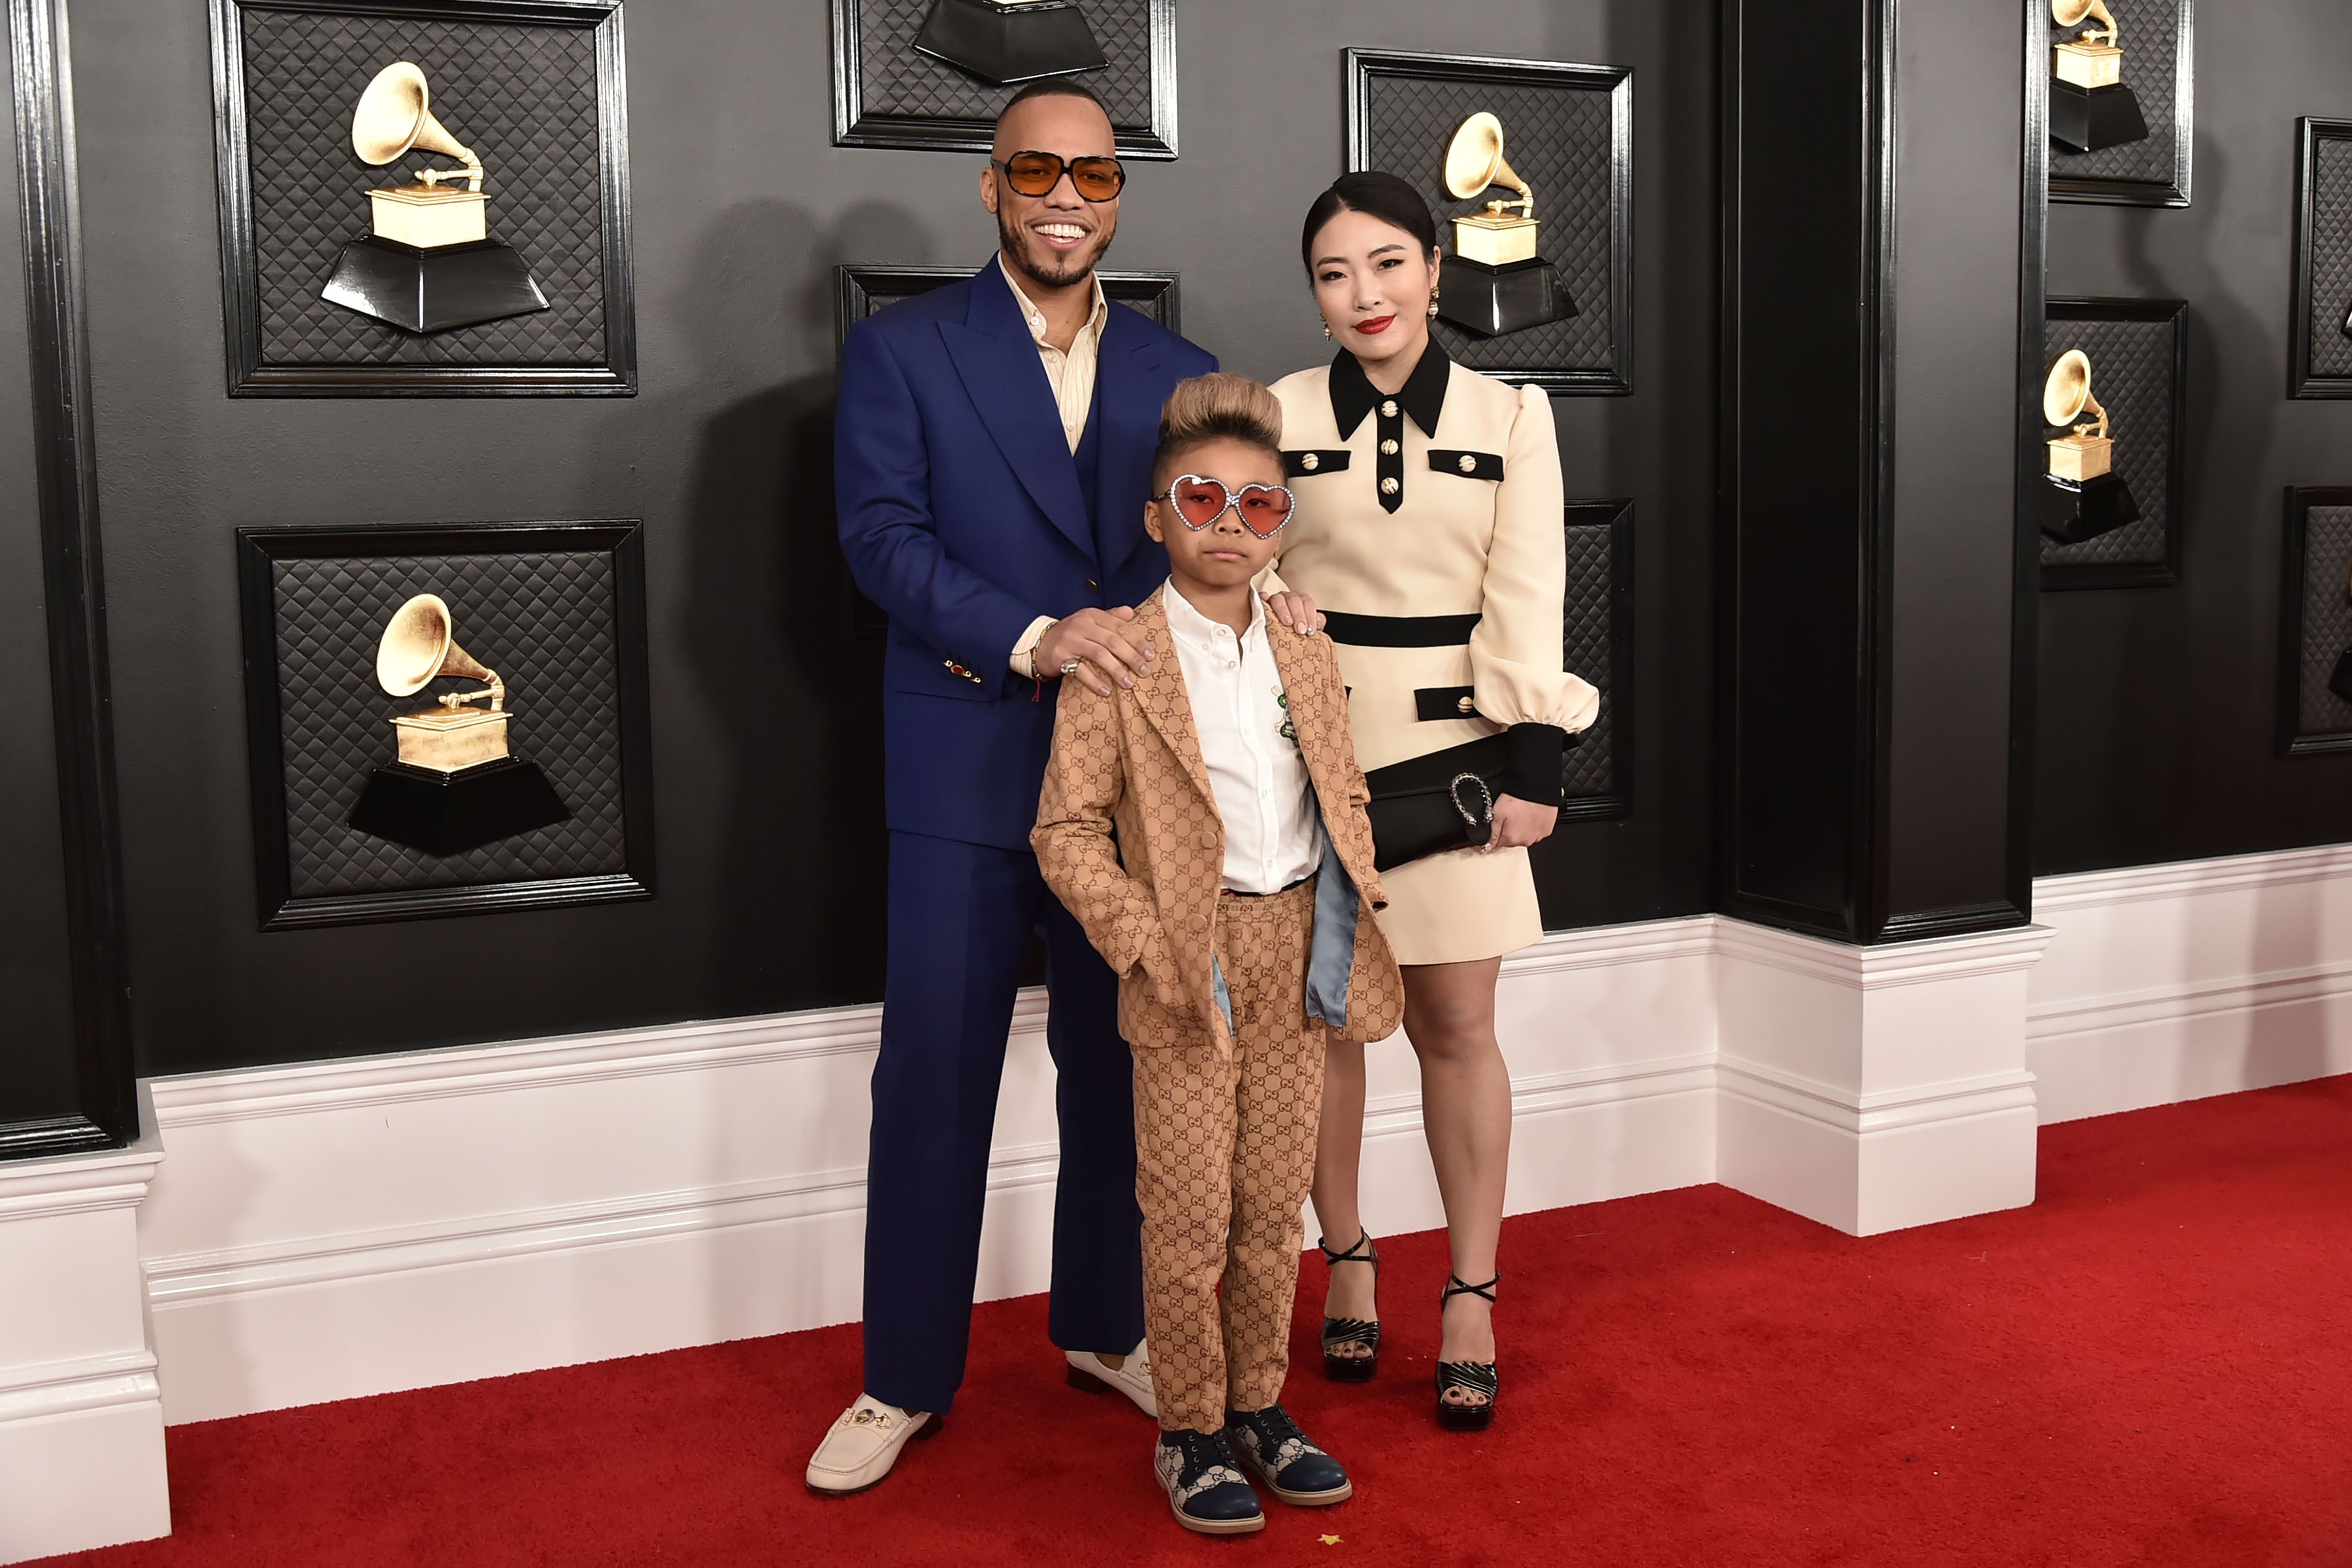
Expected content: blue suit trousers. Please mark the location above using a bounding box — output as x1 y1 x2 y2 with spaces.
862 829 1147 1414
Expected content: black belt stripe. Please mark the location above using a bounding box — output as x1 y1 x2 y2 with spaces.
1322 611 1483 647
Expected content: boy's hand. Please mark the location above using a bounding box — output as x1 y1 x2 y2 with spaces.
1137 925 1187 1011
1043 607 1155 696
1261 589 1324 636
1484 794 1560 853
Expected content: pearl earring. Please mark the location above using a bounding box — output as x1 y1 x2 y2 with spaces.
1322 322 1333 340
1427 285 1441 319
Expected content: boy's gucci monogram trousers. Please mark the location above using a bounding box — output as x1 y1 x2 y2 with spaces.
1129 877 1328 1434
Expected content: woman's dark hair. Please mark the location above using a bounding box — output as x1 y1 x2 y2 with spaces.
1299 171 1441 273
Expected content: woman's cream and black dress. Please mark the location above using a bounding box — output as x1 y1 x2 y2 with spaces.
1270 339 1598 966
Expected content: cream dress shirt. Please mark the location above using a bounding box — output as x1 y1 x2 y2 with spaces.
1162 581 1324 894
1002 256 1110 680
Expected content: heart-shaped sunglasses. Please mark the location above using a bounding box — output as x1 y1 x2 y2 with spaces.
1162 474 1296 539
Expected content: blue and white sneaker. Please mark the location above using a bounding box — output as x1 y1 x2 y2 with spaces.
1226 1405 1352 1506
1153 1429 1264 1535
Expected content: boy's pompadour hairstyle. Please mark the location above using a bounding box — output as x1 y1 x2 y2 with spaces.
1152 373 1284 488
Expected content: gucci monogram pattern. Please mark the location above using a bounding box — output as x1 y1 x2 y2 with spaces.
1131 880 1327 1433
1032 589 1404 1053
1155 1437 1247 1504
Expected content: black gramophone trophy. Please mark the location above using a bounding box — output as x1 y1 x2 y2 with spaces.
2050 0 2149 154
2040 350 2142 545
319 63 549 335
1434 112 1577 338
913 0 1107 86
348 593 570 855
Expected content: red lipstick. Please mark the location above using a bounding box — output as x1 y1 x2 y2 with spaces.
1355 314 1396 336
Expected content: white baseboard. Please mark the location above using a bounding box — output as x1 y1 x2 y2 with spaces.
142 917 1720 1425
0 1092 171 1566
1713 920 2049 1235
127 845 2352 1429
2029 845 2352 1122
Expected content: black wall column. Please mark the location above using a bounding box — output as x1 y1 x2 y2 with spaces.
1720 0 2038 943
1 0 136 1155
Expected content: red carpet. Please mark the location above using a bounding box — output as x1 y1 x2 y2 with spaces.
42 1077 2352 1568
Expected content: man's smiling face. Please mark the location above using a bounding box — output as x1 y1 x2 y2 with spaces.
983 91 1119 291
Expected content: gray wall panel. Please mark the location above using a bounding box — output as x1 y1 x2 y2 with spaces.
2041 0 2352 873
63 0 1716 1074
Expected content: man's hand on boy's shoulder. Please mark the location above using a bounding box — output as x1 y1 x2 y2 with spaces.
1041 606 1155 698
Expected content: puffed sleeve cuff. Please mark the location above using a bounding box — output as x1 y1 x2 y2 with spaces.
1499 723 1568 809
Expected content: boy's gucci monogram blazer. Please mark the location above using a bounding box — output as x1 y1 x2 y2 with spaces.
1034 587 1405 1053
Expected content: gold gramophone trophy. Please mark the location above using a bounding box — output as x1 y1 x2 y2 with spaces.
1435 112 1576 338
346 593 569 856
319 63 549 335
2050 0 2149 154
912 0 1107 85
2040 350 2142 544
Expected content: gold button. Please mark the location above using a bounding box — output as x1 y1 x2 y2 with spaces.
1380 399 1397 418
1380 477 1399 495
1301 453 1320 471
1458 695 1477 713
1459 453 1477 473
1380 439 1399 456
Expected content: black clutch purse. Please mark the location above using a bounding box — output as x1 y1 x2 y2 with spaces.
1362 734 1514 872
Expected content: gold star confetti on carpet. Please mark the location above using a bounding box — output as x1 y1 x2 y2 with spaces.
1319 1535 1343 1546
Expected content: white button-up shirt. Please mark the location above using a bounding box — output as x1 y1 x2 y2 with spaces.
999 254 1108 453
1162 581 1324 894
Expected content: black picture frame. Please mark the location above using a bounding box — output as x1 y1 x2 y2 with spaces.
832 263 1180 353
2277 487 2352 757
237 521 655 928
829 0 1177 158
1345 48 1634 397
2289 117 2352 399
1560 498 1635 821
2040 295 2187 591
208 0 637 396
2046 0 2193 208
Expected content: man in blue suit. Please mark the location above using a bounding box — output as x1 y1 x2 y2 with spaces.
809 81 1228 1495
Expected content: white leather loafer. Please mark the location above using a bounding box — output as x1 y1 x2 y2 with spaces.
1065 1338 1157 1419
804 1394 937 1495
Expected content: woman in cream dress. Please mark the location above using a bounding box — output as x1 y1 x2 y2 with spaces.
1264 171 1597 1428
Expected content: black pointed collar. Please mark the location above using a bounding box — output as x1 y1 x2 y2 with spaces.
1328 335 1450 439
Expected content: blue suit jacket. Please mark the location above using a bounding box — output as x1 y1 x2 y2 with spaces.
838 261 1217 850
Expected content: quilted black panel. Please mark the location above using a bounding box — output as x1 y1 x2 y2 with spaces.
238 7 607 367
2295 506 2352 738
270 549 627 896
1561 517 1618 800
845 0 1160 136
1360 71 1616 379
2040 313 2174 570
2307 136 2352 382
2048 0 2183 189
838 265 1176 346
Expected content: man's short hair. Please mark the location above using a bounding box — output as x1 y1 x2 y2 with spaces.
995 78 1113 135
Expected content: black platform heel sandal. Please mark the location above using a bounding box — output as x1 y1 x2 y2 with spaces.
1434 1273 1500 1431
1316 1230 1382 1382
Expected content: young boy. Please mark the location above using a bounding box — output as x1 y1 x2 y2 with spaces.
1033 374 1404 1536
